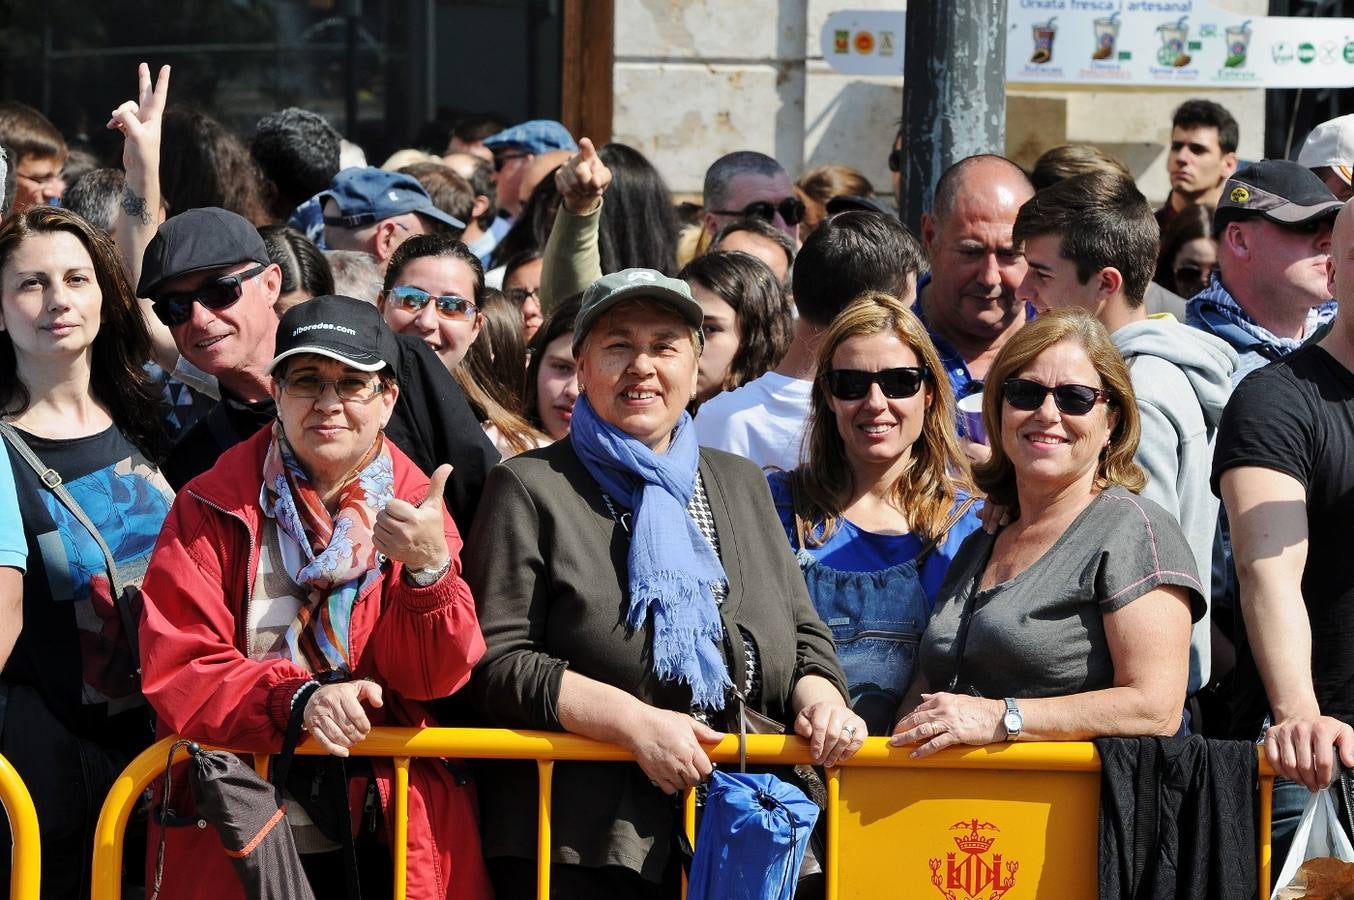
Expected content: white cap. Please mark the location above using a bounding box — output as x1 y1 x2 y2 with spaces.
1297 114 1354 187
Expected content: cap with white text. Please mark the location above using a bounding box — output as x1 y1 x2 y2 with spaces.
268 295 394 374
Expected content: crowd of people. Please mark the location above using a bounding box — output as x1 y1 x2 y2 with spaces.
0 59 1352 898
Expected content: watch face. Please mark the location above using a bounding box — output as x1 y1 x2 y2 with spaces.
1004 711 1021 731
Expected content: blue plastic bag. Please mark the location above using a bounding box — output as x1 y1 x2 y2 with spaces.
687 769 821 900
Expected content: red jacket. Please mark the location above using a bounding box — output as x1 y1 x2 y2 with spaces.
139 427 492 900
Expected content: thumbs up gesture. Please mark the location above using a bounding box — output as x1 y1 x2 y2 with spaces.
555 137 612 214
373 464 454 572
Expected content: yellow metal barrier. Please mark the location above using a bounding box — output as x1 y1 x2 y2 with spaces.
90 729 1274 899
0 753 39 900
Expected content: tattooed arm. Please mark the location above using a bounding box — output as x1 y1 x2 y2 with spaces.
108 62 178 369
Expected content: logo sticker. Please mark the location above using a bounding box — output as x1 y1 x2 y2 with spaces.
929 819 1019 899
1230 186 1251 204
855 31 876 54
625 270 657 283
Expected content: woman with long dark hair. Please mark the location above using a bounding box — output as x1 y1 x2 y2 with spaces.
679 250 793 404
0 206 172 897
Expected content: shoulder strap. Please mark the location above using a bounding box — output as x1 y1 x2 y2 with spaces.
913 494 981 567
0 421 140 666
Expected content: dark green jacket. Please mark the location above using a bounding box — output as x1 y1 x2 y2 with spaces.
463 437 845 881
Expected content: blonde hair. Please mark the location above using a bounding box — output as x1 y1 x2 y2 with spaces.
789 291 972 546
973 308 1145 512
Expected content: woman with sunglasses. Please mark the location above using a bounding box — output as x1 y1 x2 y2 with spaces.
768 292 981 736
0 206 172 897
139 295 493 900
381 234 548 457
891 309 1205 756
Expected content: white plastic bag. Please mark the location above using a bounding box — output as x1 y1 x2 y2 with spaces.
1270 788 1354 899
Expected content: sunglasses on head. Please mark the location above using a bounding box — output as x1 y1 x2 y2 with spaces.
1002 378 1109 415
711 197 806 227
151 265 267 327
385 285 478 320
824 366 929 401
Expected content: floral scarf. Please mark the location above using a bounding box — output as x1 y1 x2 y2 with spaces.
262 422 395 675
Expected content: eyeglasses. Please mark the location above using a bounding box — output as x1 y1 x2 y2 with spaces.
151 265 267 327
887 148 902 173
278 374 385 403
505 285 541 305
824 366 929 401
385 285 478 320
710 197 806 226
493 151 529 172
1002 378 1110 415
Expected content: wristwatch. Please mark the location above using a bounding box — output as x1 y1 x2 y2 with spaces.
405 558 451 587
1003 698 1023 742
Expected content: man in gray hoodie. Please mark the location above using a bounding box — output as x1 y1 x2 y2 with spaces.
1014 170 1239 701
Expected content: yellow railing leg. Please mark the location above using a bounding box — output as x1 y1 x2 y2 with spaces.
682 787 697 899
1259 767 1273 892
393 757 410 900
536 760 553 900
0 755 39 900
825 767 840 900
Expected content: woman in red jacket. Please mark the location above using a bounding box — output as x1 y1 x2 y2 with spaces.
139 295 492 900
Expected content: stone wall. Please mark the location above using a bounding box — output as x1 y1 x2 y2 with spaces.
610 0 1267 206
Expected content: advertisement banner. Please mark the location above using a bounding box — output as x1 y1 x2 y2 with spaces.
1007 0 1354 88
820 9 907 76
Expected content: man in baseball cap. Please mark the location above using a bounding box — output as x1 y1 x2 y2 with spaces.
1297 114 1354 202
482 119 576 220
1187 160 1343 382
142 207 500 531
320 167 465 269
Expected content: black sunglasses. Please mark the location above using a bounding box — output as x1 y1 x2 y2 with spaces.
710 197 805 227
888 148 902 173
151 265 267 327
1002 378 1110 416
824 366 929 401
493 151 529 172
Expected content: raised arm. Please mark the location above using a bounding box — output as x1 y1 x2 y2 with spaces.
540 137 610 310
1222 465 1354 791
107 62 177 370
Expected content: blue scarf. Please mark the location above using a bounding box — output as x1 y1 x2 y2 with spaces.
570 395 732 710
1187 272 1336 358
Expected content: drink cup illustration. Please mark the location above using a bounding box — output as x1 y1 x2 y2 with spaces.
1225 21 1251 68
1092 13 1121 60
1031 18 1057 64
1157 17 1191 67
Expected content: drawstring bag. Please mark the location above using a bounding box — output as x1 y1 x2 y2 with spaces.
150 740 317 900
687 769 820 900
1271 786 1354 899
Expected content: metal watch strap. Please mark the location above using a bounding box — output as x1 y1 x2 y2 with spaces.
1004 697 1022 741
406 558 451 587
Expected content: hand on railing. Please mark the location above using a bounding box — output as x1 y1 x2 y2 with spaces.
302 680 384 758
619 707 722 795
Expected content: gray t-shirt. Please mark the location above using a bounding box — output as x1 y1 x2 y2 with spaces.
919 486 1205 700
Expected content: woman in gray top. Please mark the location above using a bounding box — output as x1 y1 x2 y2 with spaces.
463 268 858 898
892 309 1205 757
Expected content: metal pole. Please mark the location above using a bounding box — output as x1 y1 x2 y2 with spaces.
900 0 1008 232
344 0 361 139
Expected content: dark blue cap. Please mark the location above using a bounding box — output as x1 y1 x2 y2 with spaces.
318 167 464 231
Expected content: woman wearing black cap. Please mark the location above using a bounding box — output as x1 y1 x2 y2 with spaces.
0 205 173 898
138 295 493 900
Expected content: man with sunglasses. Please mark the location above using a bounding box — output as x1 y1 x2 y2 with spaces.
1187 161 1343 386
702 150 803 245
320 167 465 270
139 207 499 532
481 119 577 221
1013 170 1238 711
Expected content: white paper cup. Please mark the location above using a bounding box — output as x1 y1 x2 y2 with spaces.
957 392 986 445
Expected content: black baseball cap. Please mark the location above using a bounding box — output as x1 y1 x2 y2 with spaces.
1214 160 1344 236
267 295 395 374
138 207 270 298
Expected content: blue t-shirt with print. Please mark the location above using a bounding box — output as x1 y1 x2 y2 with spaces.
766 470 983 611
